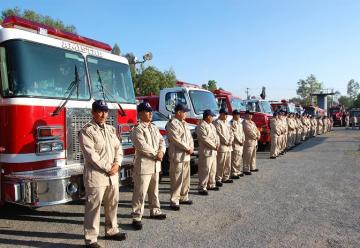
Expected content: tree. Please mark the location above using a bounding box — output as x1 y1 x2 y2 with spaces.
201 80 217 91
338 95 353 109
347 79 359 100
1 7 77 33
136 66 176 96
352 93 360 108
112 43 121 55
296 74 323 105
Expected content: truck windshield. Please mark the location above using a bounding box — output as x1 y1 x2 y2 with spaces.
259 101 273 115
231 97 246 111
0 40 89 99
288 104 296 113
189 90 219 115
87 56 135 104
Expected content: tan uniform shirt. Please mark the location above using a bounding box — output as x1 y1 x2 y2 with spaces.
243 119 260 145
79 120 123 187
270 118 281 136
166 117 194 163
131 121 166 175
231 119 245 151
213 119 234 152
197 120 219 157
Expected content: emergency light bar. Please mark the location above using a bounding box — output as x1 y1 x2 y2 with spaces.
2 16 112 51
176 81 201 89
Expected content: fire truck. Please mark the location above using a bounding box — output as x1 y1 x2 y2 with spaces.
270 99 297 113
0 16 137 207
329 105 345 126
137 81 219 124
243 98 273 147
212 89 246 112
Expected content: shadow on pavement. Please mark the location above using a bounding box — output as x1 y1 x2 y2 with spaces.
0 238 82 248
0 229 82 240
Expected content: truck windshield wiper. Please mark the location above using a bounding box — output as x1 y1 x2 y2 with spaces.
96 70 126 117
52 66 80 116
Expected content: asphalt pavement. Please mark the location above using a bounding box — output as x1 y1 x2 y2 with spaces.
0 127 359 248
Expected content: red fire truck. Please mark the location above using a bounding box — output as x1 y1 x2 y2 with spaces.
212 89 272 147
212 89 246 112
0 16 137 207
329 105 345 126
270 99 297 113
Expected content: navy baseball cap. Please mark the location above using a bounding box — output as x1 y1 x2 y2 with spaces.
137 102 153 112
232 109 240 115
245 110 254 115
203 109 216 118
219 108 228 115
92 100 109 112
174 103 190 113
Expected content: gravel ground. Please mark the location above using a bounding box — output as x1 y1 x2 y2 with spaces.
0 127 359 248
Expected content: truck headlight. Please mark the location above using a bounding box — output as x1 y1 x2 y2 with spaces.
37 140 64 154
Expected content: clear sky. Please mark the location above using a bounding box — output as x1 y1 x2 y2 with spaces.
1 0 359 100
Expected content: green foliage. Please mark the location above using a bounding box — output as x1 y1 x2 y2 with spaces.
338 95 353 109
1 7 77 33
112 43 121 55
352 94 360 108
296 74 323 105
202 80 218 91
136 66 176 96
347 79 359 99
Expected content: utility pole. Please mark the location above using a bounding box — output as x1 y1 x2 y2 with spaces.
246 88 250 100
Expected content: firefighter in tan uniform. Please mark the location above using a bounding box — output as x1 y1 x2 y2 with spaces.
295 114 303 145
130 102 167 230
243 111 260 174
317 117 323 135
79 100 127 248
166 103 194 210
197 109 220 195
270 112 281 159
214 108 234 186
230 109 245 178
287 113 296 149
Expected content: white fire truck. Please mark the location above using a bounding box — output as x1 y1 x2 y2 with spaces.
0 16 137 207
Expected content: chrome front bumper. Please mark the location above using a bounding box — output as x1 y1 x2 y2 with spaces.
3 155 134 207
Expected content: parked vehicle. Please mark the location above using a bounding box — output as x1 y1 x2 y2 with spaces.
0 16 136 207
242 98 273 147
137 81 219 125
270 100 297 113
329 105 346 126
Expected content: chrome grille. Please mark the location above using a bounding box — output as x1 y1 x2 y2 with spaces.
66 108 116 164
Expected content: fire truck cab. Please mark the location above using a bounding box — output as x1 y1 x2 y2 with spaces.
270 100 297 113
212 89 245 113
242 98 273 146
0 16 137 207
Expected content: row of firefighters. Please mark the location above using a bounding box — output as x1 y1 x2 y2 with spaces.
270 112 333 158
78 100 334 248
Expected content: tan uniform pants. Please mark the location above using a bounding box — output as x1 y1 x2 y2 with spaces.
243 142 257 172
270 134 279 157
198 154 217 190
231 148 243 176
84 185 119 245
282 132 288 151
170 160 190 205
132 172 161 221
296 130 302 144
216 151 231 182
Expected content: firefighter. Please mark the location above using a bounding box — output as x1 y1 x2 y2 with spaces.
295 113 303 145
230 109 245 178
166 103 194 210
317 116 323 135
287 113 296 149
243 110 261 174
270 112 281 159
130 102 167 231
214 108 234 186
79 100 127 248
197 109 220 195
345 113 350 129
